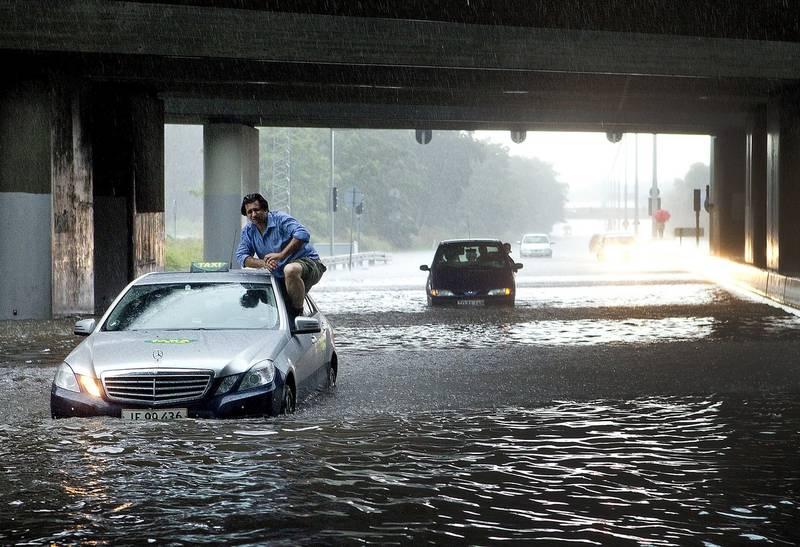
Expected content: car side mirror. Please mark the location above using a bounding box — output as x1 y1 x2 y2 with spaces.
514 263 523 271
74 318 96 336
419 265 429 271
293 316 321 334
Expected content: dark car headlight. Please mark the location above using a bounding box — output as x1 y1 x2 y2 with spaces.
488 288 512 296
215 360 276 395
430 289 454 296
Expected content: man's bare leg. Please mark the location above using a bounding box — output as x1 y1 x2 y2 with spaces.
283 263 306 310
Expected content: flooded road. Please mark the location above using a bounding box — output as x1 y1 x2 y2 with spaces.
2 240 800 544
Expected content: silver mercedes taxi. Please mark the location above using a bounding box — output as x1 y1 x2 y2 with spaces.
50 266 337 420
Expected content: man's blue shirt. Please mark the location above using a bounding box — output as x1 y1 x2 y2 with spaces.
235 211 320 277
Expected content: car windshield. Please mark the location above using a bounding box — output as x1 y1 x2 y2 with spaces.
103 282 279 331
523 235 548 244
434 243 508 268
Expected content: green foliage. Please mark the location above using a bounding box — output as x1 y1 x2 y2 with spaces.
165 237 203 271
257 128 567 249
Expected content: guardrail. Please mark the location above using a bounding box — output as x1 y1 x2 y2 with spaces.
322 252 391 270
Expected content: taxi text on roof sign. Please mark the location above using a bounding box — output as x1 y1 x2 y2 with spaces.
190 262 230 273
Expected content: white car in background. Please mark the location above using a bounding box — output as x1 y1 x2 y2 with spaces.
518 233 553 258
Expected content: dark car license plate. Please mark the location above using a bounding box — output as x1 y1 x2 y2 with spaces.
457 299 484 306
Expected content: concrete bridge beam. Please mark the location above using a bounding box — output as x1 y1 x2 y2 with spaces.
203 124 259 265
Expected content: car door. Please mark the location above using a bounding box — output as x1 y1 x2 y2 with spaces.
291 296 326 400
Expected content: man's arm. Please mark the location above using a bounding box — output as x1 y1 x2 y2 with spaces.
235 226 254 268
263 237 303 268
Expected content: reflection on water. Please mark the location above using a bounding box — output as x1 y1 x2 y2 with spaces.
334 317 717 352
313 283 723 314
1 396 798 544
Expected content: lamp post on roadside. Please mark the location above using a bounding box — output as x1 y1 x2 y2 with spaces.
634 134 640 235
623 137 629 231
650 134 660 237
329 128 335 256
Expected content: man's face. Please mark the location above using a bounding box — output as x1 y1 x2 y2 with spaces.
245 202 267 225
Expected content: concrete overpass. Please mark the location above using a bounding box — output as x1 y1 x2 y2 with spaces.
2 1 800 318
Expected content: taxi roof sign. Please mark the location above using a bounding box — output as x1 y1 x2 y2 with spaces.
190 261 230 273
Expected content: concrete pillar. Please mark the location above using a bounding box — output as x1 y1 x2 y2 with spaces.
92 88 165 313
51 81 94 317
745 107 767 268
709 130 746 260
0 81 52 320
203 124 259 264
766 95 800 273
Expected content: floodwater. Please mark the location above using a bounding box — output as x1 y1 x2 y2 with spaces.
2 242 800 544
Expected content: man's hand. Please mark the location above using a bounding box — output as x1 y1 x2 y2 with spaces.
262 252 282 271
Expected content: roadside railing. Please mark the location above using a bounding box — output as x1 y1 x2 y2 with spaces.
322 252 391 270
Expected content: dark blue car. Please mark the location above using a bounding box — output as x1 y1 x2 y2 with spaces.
420 239 522 307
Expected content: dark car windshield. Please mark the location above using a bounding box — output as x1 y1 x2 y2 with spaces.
103 282 279 331
434 243 509 268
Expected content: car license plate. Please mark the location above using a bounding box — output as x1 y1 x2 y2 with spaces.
457 299 484 306
122 408 187 420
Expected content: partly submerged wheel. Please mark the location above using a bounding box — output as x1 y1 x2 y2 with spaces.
280 382 296 415
326 362 337 389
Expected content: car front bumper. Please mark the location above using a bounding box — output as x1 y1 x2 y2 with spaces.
51 380 285 419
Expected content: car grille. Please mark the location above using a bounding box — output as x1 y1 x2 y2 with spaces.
102 369 213 405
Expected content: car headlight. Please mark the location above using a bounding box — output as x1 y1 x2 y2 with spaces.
238 360 275 391
54 363 103 398
430 289 454 296
54 363 80 392
215 374 240 395
77 375 104 398
488 288 512 296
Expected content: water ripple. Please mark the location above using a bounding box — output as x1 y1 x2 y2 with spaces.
1 397 798 544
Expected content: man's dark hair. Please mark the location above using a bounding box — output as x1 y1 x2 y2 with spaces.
241 193 269 216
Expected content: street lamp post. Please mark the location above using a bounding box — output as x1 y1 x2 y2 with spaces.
634 134 640 235
650 134 660 237
329 128 335 256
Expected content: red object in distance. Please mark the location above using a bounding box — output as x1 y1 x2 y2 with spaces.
654 209 671 223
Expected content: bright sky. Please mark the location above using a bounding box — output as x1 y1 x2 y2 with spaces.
475 131 711 204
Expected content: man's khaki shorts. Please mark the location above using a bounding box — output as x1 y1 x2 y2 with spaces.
292 257 326 291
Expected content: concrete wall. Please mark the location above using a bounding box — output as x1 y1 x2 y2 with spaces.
0 193 52 319
0 82 52 319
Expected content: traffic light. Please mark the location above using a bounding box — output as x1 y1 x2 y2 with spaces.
332 186 338 212
355 202 363 215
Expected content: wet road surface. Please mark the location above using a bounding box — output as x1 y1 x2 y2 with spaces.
2 240 800 544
